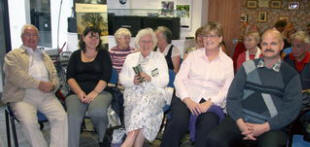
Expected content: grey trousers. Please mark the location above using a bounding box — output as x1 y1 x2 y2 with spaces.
65 91 112 147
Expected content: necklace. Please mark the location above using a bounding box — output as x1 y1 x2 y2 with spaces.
82 51 97 62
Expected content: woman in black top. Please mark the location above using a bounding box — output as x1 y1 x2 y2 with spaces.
65 26 112 147
155 26 181 73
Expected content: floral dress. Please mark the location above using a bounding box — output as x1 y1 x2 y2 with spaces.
123 82 166 141
120 52 169 141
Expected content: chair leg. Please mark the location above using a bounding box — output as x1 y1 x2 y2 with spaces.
5 110 11 147
10 113 19 147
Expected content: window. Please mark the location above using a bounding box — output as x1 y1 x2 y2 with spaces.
30 0 52 47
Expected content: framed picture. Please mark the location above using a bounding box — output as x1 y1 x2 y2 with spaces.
270 0 282 8
257 11 267 22
246 0 258 8
288 2 299 10
258 0 270 8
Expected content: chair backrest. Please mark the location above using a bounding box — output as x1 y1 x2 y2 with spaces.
168 69 175 88
109 68 118 85
37 111 48 122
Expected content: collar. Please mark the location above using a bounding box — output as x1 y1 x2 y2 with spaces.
156 44 172 53
289 51 310 64
199 47 224 62
165 44 172 51
115 45 131 51
245 47 261 61
21 45 43 56
257 58 281 72
139 51 153 64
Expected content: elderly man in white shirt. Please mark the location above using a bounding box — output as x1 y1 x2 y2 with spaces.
2 24 67 147
161 22 234 147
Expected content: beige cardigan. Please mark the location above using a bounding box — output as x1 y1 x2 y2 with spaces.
2 47 59 103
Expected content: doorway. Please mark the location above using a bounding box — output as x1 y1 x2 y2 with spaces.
206 0 241 56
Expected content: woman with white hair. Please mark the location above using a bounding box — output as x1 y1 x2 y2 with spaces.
110 28 135 73
119 28 169 147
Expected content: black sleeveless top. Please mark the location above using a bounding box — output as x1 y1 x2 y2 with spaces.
156 45 174 70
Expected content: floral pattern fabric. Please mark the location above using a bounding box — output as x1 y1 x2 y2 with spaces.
123 82 166 141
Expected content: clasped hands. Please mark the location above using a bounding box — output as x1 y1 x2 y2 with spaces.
183 98 213 116
133 72 151 85
38 81 54 93
237 119 270 141
77 90 99 104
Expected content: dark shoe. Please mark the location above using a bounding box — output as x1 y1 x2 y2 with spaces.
100 133 112 147
303 122 310 142
304 133 310 142
99 141 110 147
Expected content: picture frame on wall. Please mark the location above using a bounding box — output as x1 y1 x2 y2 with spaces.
258 0 270 8
257 11 267 22
246 0 258 9
270 0 282 8
288 2 299 10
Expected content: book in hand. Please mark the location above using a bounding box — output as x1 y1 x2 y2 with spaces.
133 64 144 82
133 64 143 75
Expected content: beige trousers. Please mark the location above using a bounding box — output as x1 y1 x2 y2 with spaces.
10 95 68 147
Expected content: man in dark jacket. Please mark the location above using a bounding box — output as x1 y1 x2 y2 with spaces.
206 29 302 147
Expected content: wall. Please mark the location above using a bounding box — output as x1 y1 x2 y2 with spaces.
8 0 202 50
241 0 310 32
8 0 28 49
129 0 203 38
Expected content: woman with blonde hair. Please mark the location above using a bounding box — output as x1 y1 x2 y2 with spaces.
236 31 261 70
110 28 135 73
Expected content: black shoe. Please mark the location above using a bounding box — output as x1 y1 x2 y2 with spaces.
304 131 310 142
303 122 310 142
100 134 112 147
99 141 110 147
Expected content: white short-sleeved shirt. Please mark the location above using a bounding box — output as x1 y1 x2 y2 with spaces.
156 44 180 58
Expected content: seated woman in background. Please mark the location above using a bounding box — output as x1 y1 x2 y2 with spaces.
65 26 112 147
232 23 259 71
119 28 169 147
236 31 261 70
183 27 204 59
155 26 181 73
110 28 135 73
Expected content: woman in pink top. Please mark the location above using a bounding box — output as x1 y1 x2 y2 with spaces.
161 22 234 147
236 31 261 70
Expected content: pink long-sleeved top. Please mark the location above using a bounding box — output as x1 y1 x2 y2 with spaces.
174 48 234 108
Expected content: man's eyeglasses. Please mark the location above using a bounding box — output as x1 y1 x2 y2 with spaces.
23 33 39 38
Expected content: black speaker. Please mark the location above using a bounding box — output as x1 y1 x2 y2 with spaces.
108 14 143 37
143 17 180 40
68 17 77 33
